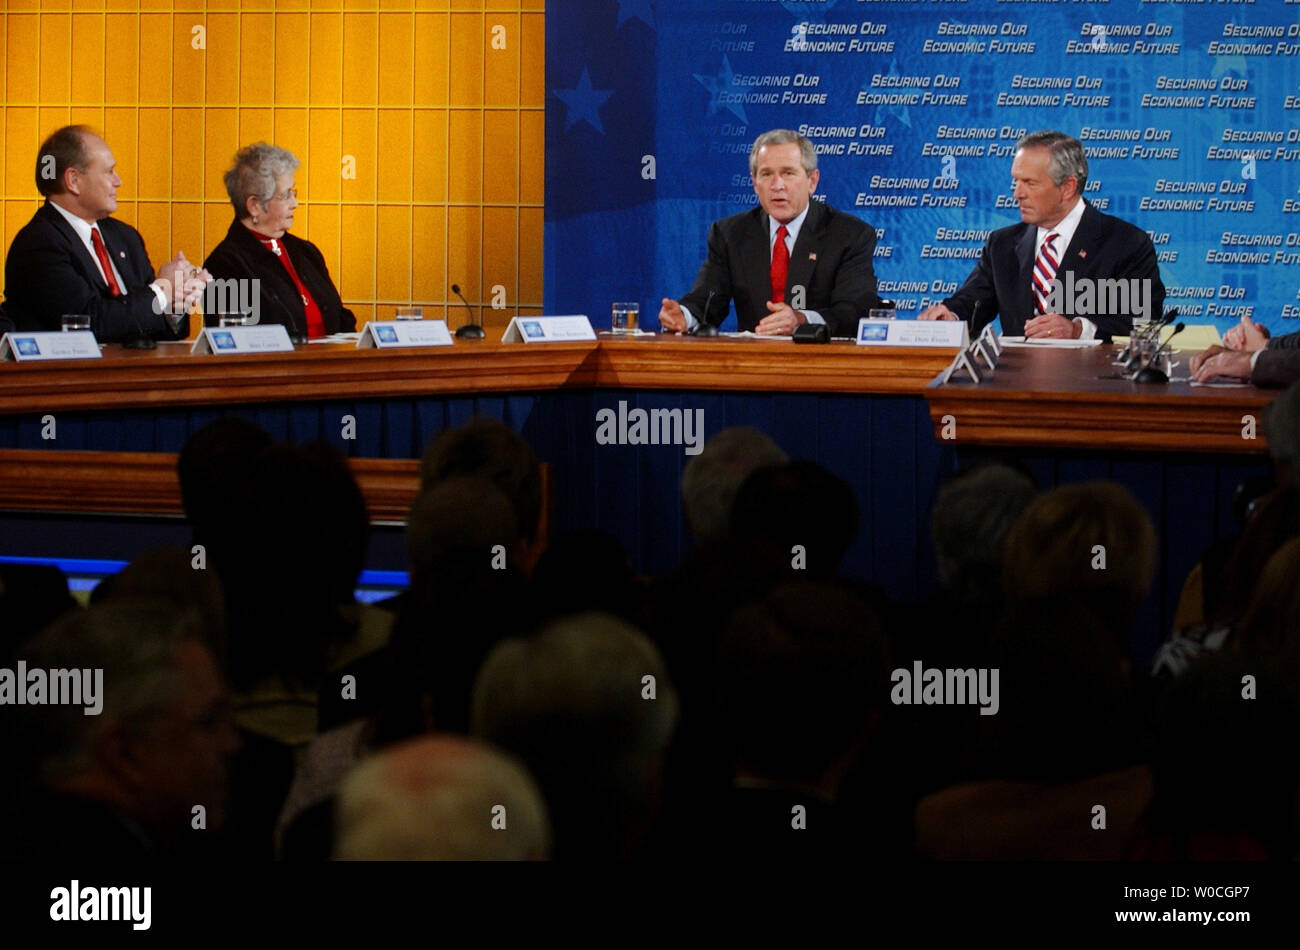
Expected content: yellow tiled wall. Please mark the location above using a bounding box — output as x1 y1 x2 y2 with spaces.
1 1 544 334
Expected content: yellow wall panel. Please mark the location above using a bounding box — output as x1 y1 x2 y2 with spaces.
413 14 449 105
338 203 375 301
104 16 139 103
376 111 412 203
309 13 343 104
519 109 542 204
136 108 171 199
172 107 205 200
39 16 72 105
378 13 414 108
204 108 239 202
139 15 172 104
275 15 311 105
342 13 378 106
411 205 447 303
520 13 544 108
518 205 542 303
171 201 203 267
5 108 39 198
482 205 516 302
446 204 480 300
239 14 275 106
375 205 411 302
484 16 517 108
448 14 483 108
172 18 204 106
411 110 447 204
307 108 341 202
206 14 240 105
482 109 517 204
8 17 40 103
340 108 377 202
71 17 106 104
4 3 544 323
447 109 481 203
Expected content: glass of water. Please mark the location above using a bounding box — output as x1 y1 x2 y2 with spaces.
218 314 252 327
61 314 90 332
868 308 896 321
611 301 640 334
395 306 423 321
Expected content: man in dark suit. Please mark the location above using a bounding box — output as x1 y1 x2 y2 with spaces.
921 130 1164 341
1192 317 1300 387
659 129 883 337
3 125 207 343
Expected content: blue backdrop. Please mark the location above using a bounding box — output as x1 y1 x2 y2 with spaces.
545 0 1300 333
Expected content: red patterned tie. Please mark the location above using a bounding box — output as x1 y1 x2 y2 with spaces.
770 224 789 304
1031 231 1060 314
90 227 122 297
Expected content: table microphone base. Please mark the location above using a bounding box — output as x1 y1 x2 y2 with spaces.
691 324 719 337
122 336 156 350
455 324 486 340
1133 366 1169 384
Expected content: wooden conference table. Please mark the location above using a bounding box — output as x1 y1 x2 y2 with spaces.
0 332 1274 521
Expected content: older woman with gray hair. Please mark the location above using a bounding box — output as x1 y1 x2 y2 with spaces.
203 143 355 340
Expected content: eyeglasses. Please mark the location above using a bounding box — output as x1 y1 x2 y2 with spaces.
271 188 298 203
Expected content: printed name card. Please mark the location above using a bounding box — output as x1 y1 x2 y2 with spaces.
0 331 102 362
357 320 454 349
191 324 295 355
855 319 969 349
502 315 596 343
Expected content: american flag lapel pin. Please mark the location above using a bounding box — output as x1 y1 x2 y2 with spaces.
809 252 817 261
1078 250 1087 259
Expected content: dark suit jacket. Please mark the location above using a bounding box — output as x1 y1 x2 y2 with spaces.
3 202 189 343
1252 331 1300 387
203 219 355 335
943 202 1165 340
678 200 883 337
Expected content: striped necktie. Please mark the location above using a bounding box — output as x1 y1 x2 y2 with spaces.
1031 231 1060 314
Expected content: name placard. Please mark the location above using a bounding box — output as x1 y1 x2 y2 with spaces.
502 315 596 343
191 324 295 355
856 319 968 349
357 320 454 349
0 331 102 362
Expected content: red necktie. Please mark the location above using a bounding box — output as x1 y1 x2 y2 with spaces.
1032 231 1060 314
770 224 789 304
90 227 122 297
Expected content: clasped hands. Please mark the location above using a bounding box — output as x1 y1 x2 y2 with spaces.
155 252 213 313
657 298 807 335
1190 315 1269 382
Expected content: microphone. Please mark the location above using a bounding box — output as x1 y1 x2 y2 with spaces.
1133 321 1184 384
967 300 980 342
122 298 157 350
451 283 486 340
267 285 307 345
690 290 720 337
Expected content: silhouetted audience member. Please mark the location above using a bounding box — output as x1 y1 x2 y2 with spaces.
0 562 76 663
714 581 890 858
420 418 546 575
90 545 227 661
1002 480 1156 651
730 460 859 578
4 601 238 860
1234 536 1300 661
530 529 641 625
915 599 1149 860
680 426 787 546
1132 654 1300 860
176 416 275 554
471 613 678 860
333 736 550 861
